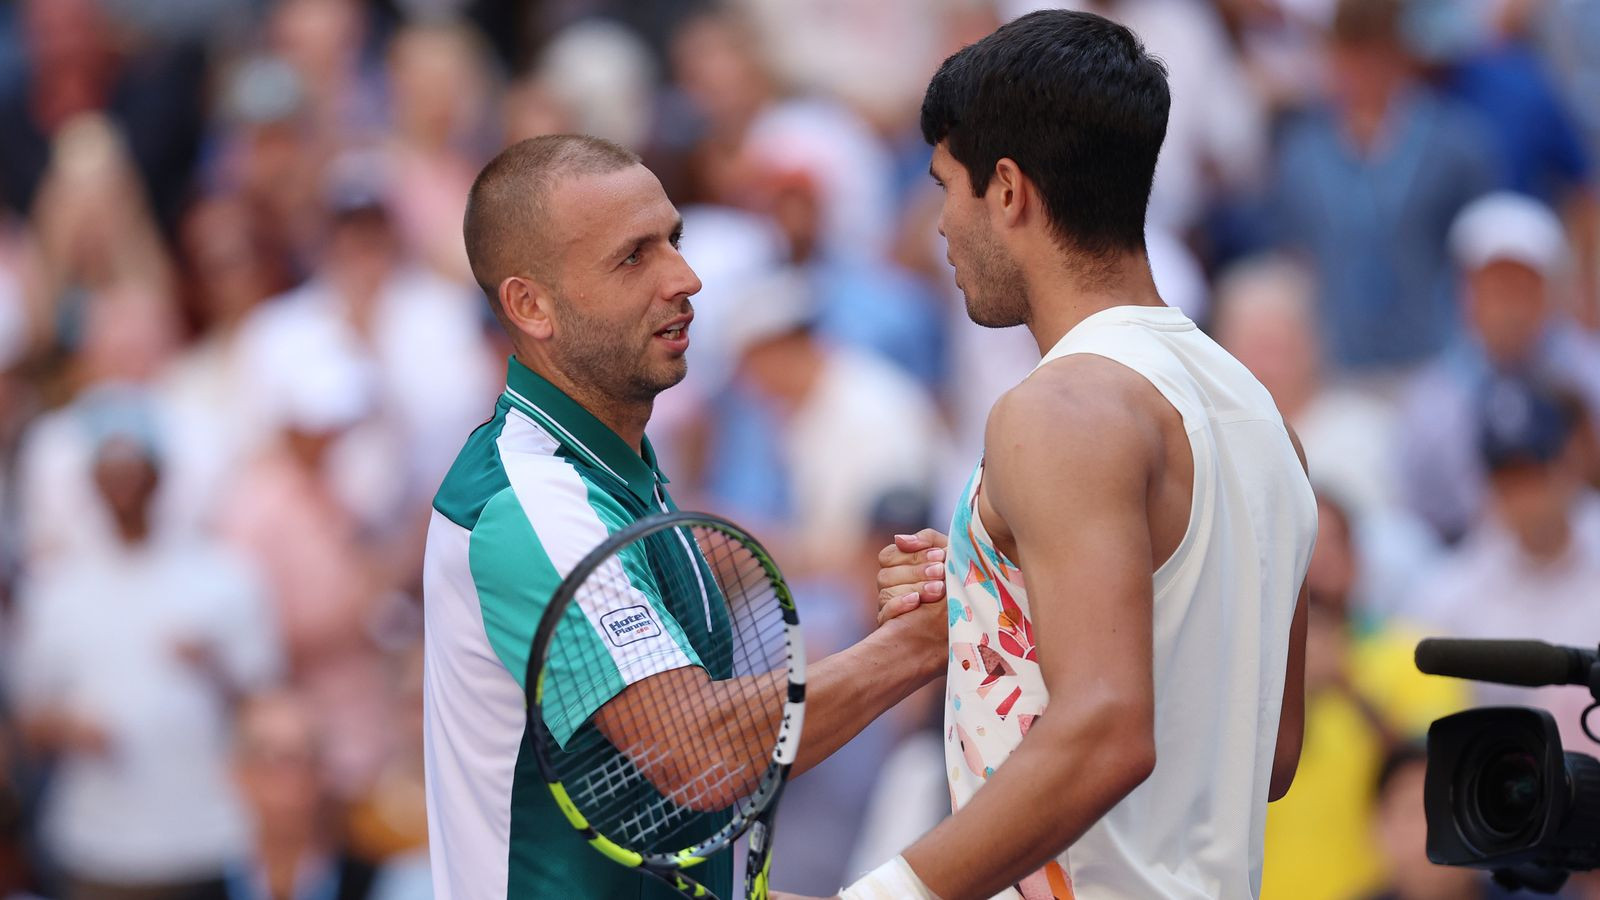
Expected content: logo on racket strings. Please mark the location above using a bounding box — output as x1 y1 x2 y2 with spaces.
601 605 662 646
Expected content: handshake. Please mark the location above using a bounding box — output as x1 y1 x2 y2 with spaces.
771 527 954 900
875 528 950 625
860 527 953 687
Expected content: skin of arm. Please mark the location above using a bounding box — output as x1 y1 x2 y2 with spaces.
18 710 111 759
809 369 1313 900
1269 425 1312 802
897 359 1162 900
1269 581 1309 802
591 598 948 810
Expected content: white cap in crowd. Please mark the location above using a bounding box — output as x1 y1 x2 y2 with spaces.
280 350 376 435
721 267 818 367
1449 191 1568 280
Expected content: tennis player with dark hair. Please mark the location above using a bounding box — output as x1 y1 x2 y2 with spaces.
421 134 946 900
779 11 1317 900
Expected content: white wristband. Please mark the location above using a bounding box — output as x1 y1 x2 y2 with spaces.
839 855 941 900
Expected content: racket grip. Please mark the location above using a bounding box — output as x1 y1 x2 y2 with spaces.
745 820 774 900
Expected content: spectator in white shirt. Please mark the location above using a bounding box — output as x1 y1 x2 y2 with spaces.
8 410 282 899
702 269 945 576
237 156 495 536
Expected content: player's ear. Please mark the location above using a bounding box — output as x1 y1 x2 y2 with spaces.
499 275 556 341
990 157 1028 230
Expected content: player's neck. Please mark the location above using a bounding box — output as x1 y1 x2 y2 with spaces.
1024 250 1165 356
568 384 652 453
520 353 653 453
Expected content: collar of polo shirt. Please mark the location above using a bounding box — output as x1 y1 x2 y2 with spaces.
500 356 667 506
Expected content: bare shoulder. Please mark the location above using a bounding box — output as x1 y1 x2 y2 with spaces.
986 354 1169 460
983 355 1167 502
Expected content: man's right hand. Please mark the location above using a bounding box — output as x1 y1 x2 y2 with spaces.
876 528 950 625
875 580 951 682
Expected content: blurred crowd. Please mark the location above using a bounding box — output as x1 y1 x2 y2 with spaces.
0 0 1596 898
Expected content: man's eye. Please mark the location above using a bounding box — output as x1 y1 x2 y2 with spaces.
624 251 641 266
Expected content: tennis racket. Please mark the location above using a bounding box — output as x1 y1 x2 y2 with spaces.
523 511 806 900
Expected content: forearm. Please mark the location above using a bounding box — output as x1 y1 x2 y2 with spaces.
18 709 100 758
616 668 785 808
17 713 60 756
605 612 942 801
901 713 1154 900
793 627 941 775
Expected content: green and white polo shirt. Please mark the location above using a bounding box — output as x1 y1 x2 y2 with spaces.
422 357 734 900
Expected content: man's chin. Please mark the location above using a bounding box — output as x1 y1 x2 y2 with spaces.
964 292 1030 330
646 360 689 394
964 299 1010 329
665 364 688 390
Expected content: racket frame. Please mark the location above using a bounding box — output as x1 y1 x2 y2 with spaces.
524 511 807 899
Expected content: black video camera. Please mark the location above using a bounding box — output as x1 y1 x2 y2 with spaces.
1414 638 1600 893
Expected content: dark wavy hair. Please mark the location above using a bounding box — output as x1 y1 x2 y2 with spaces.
921 10 1171 258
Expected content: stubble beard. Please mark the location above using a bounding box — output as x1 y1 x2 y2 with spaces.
550 293 688 408
959 226 1030 329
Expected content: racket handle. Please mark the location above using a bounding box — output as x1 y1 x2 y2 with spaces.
745 820 775 900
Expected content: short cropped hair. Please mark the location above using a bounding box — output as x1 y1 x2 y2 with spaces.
463 134 640 309
920 10 1170 258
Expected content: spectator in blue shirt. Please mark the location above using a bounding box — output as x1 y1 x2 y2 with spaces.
1271 0 1501 373
1411 0 1600 323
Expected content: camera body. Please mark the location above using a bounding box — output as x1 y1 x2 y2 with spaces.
1425 708 1600 874
1417 639 1600 893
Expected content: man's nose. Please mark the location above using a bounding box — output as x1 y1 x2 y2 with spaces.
666 246 702 299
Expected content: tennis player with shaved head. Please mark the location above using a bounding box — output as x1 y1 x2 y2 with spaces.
778 10 1317 900
422 135 947 899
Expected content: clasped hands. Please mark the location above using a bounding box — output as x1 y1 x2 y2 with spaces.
875 528 950 625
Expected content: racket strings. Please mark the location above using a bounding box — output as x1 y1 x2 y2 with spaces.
672 525 786 819
711 528 787 793
540 522 790 855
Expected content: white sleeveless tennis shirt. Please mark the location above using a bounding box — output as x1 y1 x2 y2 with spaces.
943 304 1317 899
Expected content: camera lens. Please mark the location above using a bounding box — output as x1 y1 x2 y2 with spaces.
1475 749 1543 838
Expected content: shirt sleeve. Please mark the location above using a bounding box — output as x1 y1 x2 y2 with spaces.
468 462 704 748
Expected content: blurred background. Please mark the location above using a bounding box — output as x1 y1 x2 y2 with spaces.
0 0 1596 898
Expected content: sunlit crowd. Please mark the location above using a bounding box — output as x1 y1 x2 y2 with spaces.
0 1 1597 898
